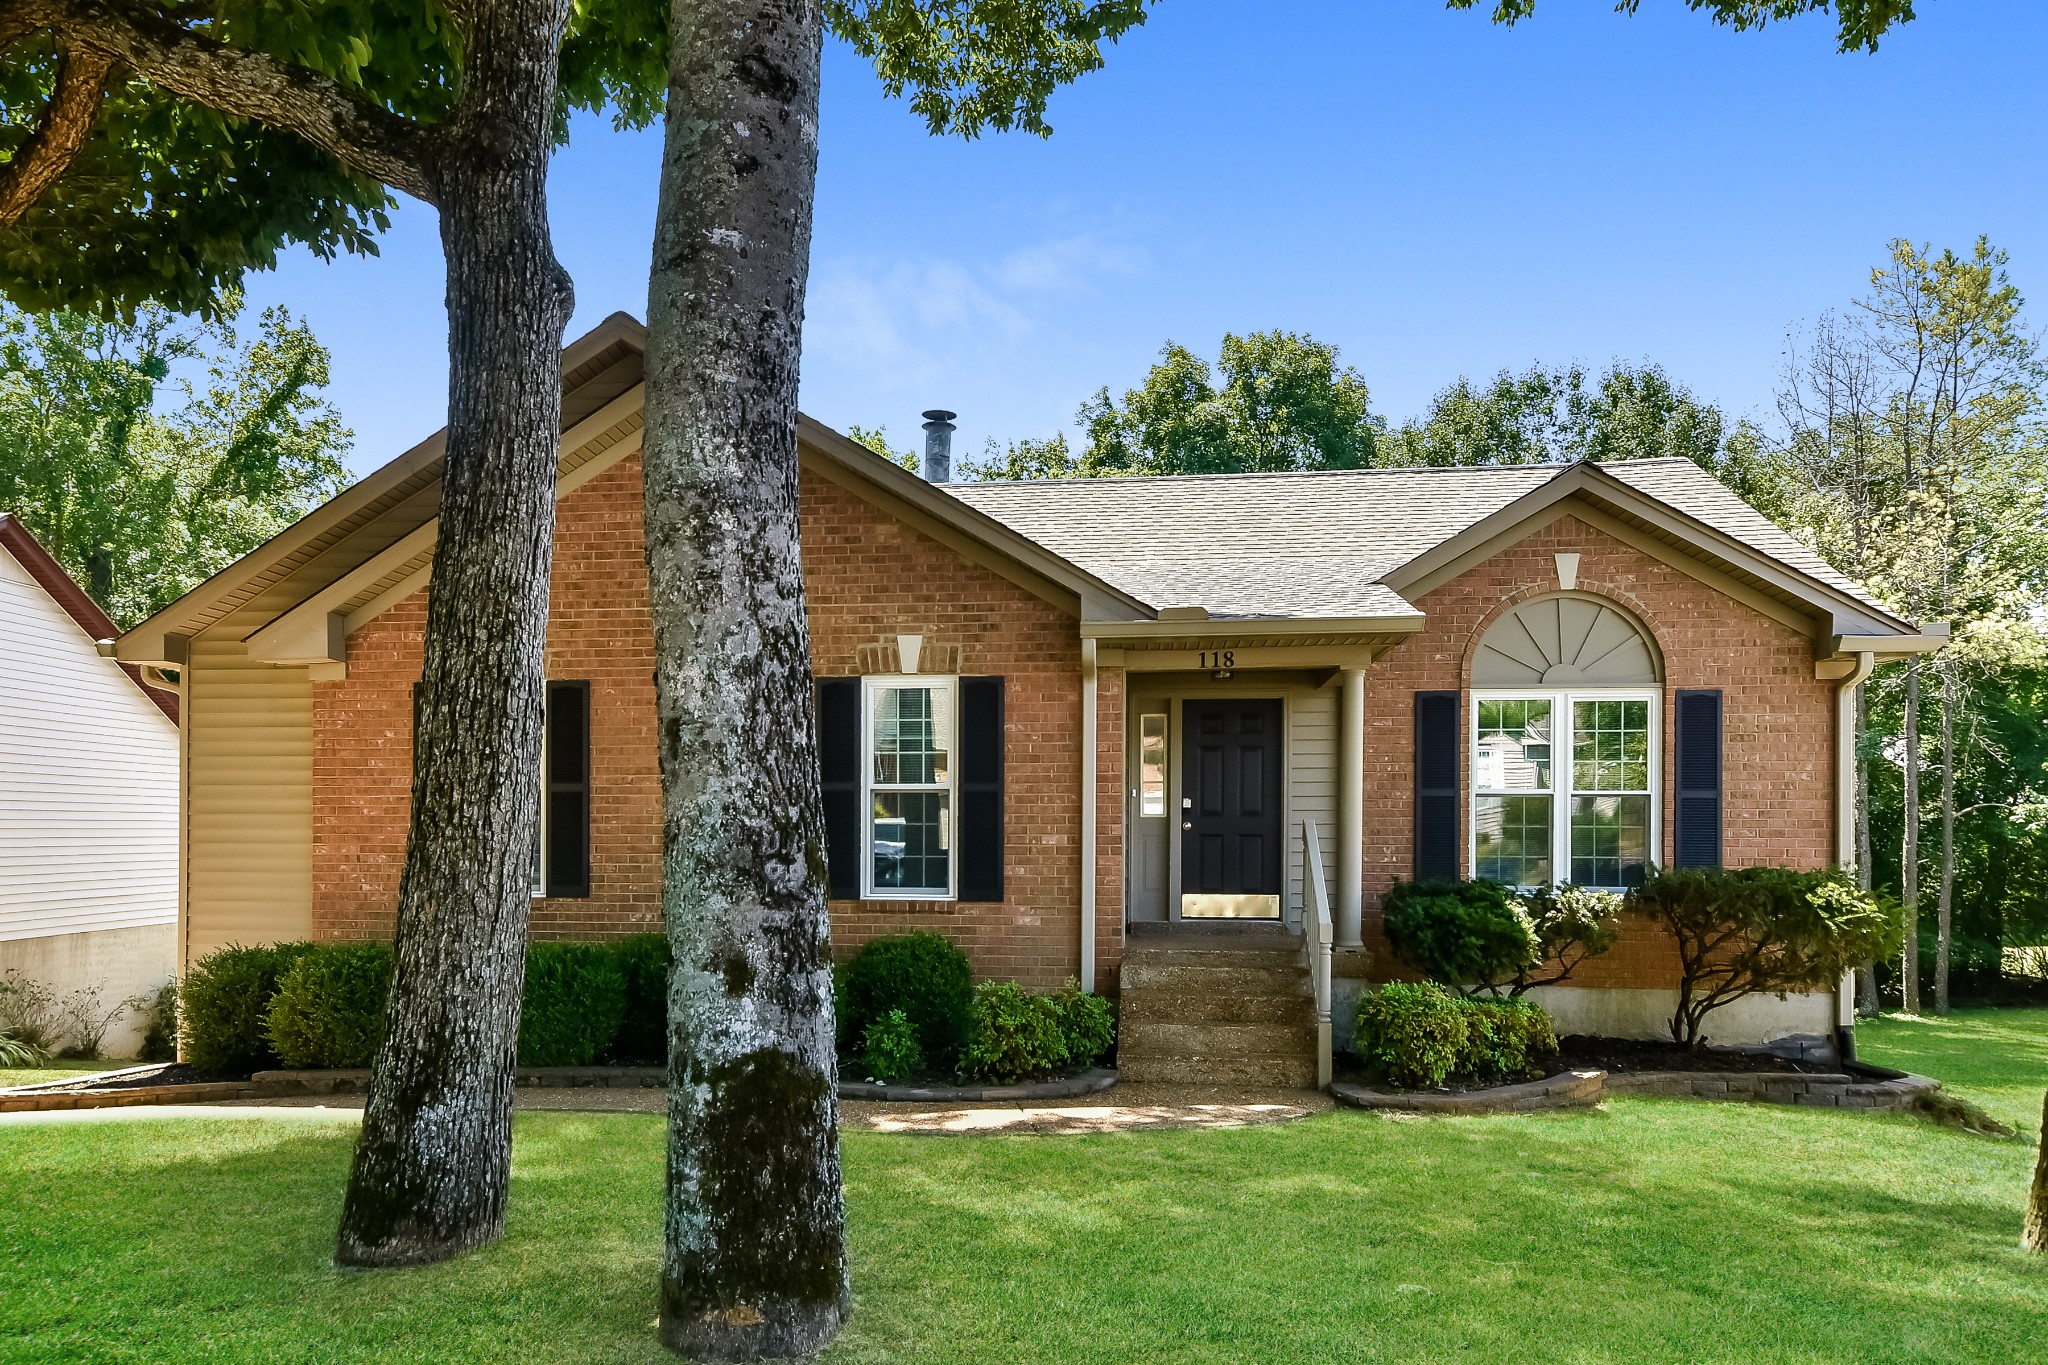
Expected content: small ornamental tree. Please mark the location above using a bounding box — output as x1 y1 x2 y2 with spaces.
1513 884 1623 995
1625 867 1898 1048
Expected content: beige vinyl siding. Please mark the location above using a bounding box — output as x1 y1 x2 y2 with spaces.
184 635 312 965
1287 684 1337 917
0 547 177 942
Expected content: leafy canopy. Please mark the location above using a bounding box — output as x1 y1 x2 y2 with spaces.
0 294 351 624
1449 0 1917 54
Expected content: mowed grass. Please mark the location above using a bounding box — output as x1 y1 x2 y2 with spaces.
0 1059 120 1089
3 1094 2045 1364
1859 1007 2048 1133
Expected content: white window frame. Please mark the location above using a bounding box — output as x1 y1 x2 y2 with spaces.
860 674 959 901
1470 687 1661 891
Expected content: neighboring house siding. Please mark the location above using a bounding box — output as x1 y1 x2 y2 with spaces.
0 545 178 943
1360 513 1835 989
309 457 1107 992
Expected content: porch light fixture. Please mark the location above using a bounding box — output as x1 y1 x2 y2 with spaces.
1211 668 1233 680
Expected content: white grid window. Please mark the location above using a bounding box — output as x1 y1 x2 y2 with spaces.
863 677 957 899
1473 691 1657 890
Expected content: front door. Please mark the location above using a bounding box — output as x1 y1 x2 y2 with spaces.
1180 699 1283 920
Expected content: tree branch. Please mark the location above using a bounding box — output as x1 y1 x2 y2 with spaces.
0 40 112 225
11 0 439 204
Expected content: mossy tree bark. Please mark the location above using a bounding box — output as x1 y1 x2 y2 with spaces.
640 0 846 1357
2028 1092 2048 1253
335 0 576 1267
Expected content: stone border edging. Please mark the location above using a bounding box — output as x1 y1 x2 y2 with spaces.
0 1081 272 1113
1603 1068 1939 1110
1332 1069 1605 1115
838 1068 1118 1102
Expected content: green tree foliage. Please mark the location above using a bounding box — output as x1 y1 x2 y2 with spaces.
845 423 919 471
1378 361 1729 472
1078 331 1381 476
1451 0 1919 55
0 295 350 624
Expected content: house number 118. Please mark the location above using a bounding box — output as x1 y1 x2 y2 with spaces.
1199 651 1236 669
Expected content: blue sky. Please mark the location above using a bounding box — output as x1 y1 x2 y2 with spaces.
240 2 2048 478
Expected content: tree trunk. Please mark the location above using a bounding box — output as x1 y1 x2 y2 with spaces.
1935 663 1955 1016
642 1 847 1357
1900 657 1922 1015
2027 1091 2048 1253
1854 680 1880 1017
335 0 576 1268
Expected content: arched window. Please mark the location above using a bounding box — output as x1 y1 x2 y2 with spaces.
1471 596 1660 889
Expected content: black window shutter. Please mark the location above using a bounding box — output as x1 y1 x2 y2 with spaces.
1413 690 1461 883
816 678 862 899
544 680 591 899
957 677 1005 903
1674 688 1723 869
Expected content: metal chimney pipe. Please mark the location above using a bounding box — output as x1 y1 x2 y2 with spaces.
921 409 957 483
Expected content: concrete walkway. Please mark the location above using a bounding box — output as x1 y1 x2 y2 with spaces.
2 1081 1334 1133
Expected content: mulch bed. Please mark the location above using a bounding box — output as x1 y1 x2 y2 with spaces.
1557 1035 1841 1076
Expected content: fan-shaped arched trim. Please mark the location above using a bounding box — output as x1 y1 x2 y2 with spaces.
1472 592 1662 687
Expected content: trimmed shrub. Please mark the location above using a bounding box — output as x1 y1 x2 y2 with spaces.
860 1009 922 1083
1457 996 1557 1079
519 943 628 1067
1511 884 1622 993
137 982 179 1063
265 943 394 1069
960 981 1067 1083
180 942 317 1075
1052 980 1116 1067
608 934 670 1066
1381 881 1540 994
838 933 974 1065
1627 866 1898 1046
1353 982 1468 1088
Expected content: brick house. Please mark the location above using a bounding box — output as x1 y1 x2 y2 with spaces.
118 315 1940 1071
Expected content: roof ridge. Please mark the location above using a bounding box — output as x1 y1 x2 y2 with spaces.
955 462 1569 490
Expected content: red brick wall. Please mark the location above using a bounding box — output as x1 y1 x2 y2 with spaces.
312 455 1109 990
1358 513 1836 989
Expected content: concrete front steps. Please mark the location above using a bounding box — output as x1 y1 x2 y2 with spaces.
1117 927 1318 1087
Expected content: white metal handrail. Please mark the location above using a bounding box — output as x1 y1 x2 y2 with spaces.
1302 820 1335 1090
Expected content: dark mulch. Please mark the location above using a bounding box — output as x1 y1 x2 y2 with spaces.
1558 1035 1841 1076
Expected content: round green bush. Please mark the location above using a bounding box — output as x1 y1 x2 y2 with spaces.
838 933 974 1065
1381 880 1541 992
860 1009 923 1083
180 942 317 1075
960 981 1068 1083
1053 980 1116 1067
607 934 670 1066
1353 981 1468 1089
1456 996 1557 1079
519 943 628 1067
264 943 394 1069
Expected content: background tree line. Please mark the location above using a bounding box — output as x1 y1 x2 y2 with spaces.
888 236 2048 1015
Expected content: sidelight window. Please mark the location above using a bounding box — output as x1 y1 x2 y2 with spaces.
864 677 956 898
1473 691 1655 890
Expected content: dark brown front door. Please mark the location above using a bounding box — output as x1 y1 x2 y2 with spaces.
1180 699 1283 920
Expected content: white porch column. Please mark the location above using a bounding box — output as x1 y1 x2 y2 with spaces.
1079 637 1098 992
1337 665 1367 949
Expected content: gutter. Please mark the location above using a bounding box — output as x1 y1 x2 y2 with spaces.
1834 650 1876 1064
1079 638 1098 993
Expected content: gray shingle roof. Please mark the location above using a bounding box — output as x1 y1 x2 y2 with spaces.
947 457 1889 620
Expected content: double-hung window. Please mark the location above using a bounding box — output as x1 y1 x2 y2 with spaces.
863 676 956 898
1472 691 1655 890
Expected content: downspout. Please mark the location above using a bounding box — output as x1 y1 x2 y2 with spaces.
139 659 190 1060
1833 650 1876 1063
1079 637 1098 993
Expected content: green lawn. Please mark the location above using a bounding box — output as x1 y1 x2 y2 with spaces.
3 1095 2044 1364
1859 1007 2048 1133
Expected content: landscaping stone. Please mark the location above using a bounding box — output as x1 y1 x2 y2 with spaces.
1602 1067 1939 1110
838 1068 1118 1103
1331 1069 1605 1115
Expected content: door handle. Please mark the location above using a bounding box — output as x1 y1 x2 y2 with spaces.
1181 821 1192 830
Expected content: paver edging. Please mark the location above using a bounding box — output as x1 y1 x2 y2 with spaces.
837 1068 1119 1102
1602 1068 1939 1110
1331 1069 1605 1115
